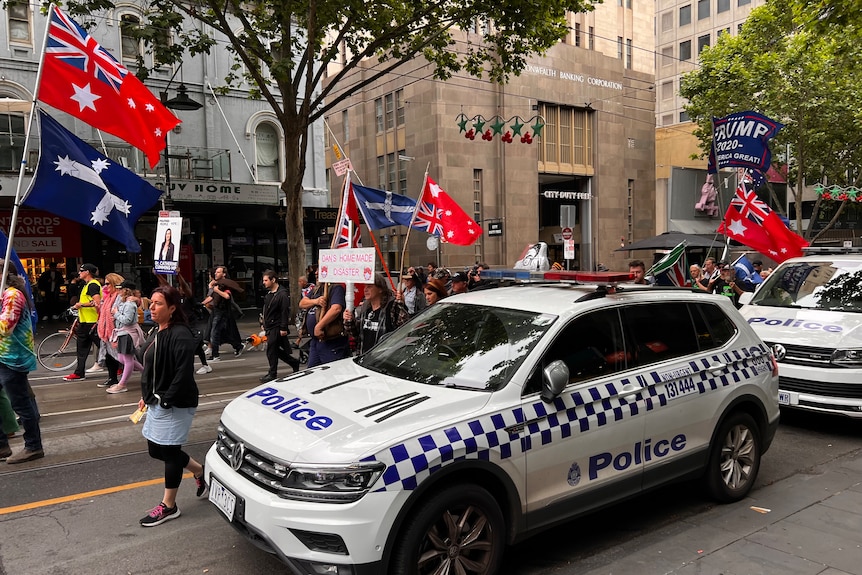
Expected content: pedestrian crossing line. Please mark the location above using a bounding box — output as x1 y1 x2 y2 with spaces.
0 471 195 516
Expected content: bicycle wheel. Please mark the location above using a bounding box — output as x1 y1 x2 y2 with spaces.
38 331 77 372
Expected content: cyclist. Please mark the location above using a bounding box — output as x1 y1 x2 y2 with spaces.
63 263 101 382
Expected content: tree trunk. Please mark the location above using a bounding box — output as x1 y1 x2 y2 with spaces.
281 127 307 322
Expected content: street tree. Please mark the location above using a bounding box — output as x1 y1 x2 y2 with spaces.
61 0 598 307
679 0 862 243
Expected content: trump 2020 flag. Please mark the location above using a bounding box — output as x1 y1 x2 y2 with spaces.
24 111 162 252
37 5 180 168
351 183 416 230
708 111 783 174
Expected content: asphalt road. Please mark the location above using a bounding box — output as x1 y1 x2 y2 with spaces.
1 320 860 574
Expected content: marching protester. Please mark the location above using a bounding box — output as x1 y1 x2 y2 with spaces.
344 273 409 355
95 273 125 390
63 263 102 382
137 285 206 527
0 260 44 464
299 281 350 367
205 266 244 362
424 277 448 306
105 279 145 394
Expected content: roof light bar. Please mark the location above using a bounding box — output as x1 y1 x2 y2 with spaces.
543 271 634 283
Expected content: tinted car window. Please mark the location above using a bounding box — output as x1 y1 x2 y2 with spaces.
691 302 737 350
622 302 699 366
749 261 862 312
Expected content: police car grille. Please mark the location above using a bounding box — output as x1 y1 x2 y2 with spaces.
780 377 862 399
216 426 288 495
765 342 835 367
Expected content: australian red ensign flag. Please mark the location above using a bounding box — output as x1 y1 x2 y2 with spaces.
37 6 180 168
412 176 482 246
717 170 808 262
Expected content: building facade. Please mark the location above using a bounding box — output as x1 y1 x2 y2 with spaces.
323 4 656 274
0 5 327 306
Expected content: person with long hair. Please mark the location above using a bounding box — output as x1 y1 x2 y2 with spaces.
105 280 145 394
137 285 206 526
158 228 175 261
343 273 409 355
423 278 448 306
95 272 124 389
0 260 43 463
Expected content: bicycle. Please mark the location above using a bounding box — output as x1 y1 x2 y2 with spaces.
37 308 80 372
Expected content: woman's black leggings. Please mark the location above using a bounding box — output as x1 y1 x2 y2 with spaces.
147 440 191 489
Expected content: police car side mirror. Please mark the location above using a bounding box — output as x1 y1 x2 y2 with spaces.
541 360 569 402
738 292 753 306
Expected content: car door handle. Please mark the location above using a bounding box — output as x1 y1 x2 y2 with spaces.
619 383 642 399
707 362 727 375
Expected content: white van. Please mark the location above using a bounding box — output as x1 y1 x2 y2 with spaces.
739 251 862 417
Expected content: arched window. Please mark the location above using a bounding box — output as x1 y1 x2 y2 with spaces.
255 122 281 183
120 14 142 63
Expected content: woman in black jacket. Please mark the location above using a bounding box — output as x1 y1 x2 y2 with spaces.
137 285 206 527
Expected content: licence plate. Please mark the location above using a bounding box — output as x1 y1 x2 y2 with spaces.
209 475 237 522
778 391 791 405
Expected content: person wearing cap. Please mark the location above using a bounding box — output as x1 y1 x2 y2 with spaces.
63 263 103 382
105 279 145 394
424 278 448 306
397 269 427 316
450 271 469 295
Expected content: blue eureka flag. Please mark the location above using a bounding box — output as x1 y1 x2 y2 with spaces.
351 183 416 230
24 111 163 252
733 254 764 290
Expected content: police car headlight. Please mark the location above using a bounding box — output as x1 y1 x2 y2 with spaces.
279 462 386 503
832 349 862 366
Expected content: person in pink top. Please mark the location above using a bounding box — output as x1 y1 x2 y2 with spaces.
95 273 124 389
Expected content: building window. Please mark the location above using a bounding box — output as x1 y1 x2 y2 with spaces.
717 27 730 38
717 0 730 13
661 114 674 126
377 156 385 188
574 23 581 47
375 98 383 133
342 109 349 143
679 110 691 122
627 180 634 244
680 40 692 60
254 122 281 183
617 36 623 60
738 22 744 33
387 152 396 191
679 5 691 26
538 103 593 171
472 169 483 258
697 0 710 20
661 81 673 100
738 0 750 5
395 89 405 126
626 38 633 69
626 0 632 7
661 11 673 32
588 27 595 50
398 150 407 194
7 1 31 45
0 108 25 171
120 14 142 63
661 46 673 66
697 34 711 54
384 93 394 130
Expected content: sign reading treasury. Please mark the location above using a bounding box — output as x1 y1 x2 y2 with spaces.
523 64 624 91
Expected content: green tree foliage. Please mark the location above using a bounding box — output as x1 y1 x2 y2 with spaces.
679 0 862 241
60 0 598 306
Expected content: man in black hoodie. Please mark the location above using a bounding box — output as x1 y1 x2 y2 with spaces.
260 270 299 383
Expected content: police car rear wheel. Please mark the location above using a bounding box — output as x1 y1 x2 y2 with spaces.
706 412 761 503
392 484 504 575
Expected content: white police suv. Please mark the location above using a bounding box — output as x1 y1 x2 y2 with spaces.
739 250 862 417
205 271 779 575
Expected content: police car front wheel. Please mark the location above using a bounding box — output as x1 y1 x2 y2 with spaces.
391 484 505 575
706 412 762 503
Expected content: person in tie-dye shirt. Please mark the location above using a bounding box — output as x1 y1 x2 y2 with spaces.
0 260 43 464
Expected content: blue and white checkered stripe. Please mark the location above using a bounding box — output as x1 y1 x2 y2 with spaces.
366 344 769 492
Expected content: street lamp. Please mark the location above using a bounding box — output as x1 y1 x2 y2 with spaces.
160 83 202 206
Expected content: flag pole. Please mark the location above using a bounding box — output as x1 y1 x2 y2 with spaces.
1 4 55 293
397 166 429 284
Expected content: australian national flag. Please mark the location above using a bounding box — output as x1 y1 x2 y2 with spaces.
351 184 416 230
24 111 162 252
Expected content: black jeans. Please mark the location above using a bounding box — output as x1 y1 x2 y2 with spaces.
75 322 99 377
0 364 42 451
264 327 298 375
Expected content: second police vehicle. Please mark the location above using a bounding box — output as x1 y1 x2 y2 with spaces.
205 270 780 575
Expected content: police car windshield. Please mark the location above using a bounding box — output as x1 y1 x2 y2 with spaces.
750 261 862 312
356 302 556 391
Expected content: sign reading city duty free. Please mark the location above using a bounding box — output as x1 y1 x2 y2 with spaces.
158 180 280 205
318 248 376 283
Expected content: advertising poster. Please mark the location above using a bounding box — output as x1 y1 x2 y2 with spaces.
154 212 182 274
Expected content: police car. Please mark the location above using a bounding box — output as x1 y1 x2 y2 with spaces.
738 250 862 417
205 271 779 575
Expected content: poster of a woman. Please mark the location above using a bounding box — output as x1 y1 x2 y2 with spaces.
154 215 181 274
